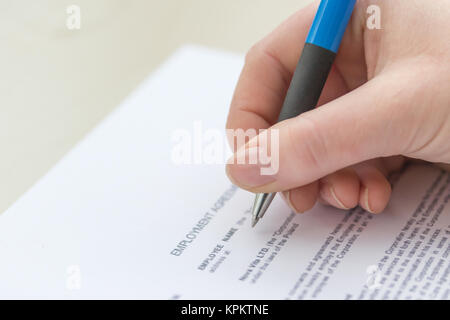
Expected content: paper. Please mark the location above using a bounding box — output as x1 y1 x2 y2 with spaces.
0 45 449 299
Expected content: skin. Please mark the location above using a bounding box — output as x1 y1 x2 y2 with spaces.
225 0 450 214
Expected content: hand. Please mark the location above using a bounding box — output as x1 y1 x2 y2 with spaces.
226 0 450 214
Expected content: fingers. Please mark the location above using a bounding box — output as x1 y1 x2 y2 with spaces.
226 1 367 150
281 181 319 214
226 2 318 144
226 72 418 194
353 163 392 213
281 158 404 215
318 168 360 210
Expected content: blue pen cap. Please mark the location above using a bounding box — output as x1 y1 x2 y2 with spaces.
306 0 356 53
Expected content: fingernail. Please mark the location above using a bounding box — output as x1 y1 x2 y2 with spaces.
320 182 349 210
281 191 303 214
226 146 276 188
363 187 374 213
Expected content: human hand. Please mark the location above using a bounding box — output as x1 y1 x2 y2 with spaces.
226 0 450 214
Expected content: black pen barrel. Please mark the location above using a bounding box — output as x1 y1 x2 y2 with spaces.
277 43 337 122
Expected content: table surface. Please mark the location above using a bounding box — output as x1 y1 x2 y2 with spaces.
0 0 310 214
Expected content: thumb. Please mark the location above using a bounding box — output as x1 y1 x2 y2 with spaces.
226 71 427 193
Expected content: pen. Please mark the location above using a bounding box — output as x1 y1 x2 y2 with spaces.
252 0 357 227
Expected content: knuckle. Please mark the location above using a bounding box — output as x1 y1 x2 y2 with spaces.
244 41 267 64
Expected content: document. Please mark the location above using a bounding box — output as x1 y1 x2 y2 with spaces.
0 46 448 299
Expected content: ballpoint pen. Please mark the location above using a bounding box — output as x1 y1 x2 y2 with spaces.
252 0 357 227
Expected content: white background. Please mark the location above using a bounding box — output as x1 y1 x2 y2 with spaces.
0 0 312 215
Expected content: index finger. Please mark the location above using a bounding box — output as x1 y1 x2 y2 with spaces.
226 0 365 150
226 2 318 149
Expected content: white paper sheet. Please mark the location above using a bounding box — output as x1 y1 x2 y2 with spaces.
0 46 449 299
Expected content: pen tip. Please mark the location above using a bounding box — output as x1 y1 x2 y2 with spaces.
250 193 276 228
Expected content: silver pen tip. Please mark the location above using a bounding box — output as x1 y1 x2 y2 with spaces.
251 193 276 228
